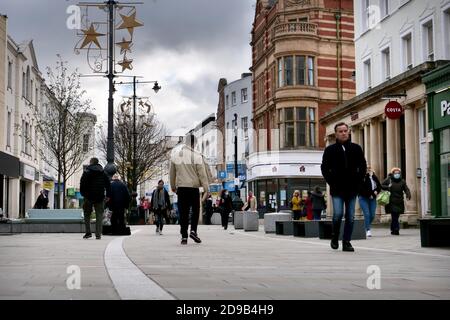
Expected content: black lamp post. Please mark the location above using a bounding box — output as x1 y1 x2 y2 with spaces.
232 113 243 212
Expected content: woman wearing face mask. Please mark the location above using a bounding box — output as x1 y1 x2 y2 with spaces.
358 165 382 237
381 168 411 235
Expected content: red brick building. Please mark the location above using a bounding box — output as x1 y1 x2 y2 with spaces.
248 0 356 212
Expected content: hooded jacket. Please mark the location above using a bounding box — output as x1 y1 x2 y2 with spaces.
321 139 367 198
80 164 111 203
311 191 326 210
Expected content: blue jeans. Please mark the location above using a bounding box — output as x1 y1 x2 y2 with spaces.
358 196 377 231
332 196 356 242
313 209 322 220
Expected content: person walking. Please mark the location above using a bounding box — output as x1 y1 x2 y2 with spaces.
381 168 411 235
291 190 302 220
33 190 49 209
242 191 257 211
218 189 233 230
311 186 326 220
151 180 171 235
321 122 367 252
358 165 382 237
169 134 212 245
80 157 111 240
108 174 131 235
204 193 213 225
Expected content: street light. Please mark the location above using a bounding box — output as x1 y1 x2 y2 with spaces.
232 113 244 212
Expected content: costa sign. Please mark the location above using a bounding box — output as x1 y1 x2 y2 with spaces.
385 101 403 119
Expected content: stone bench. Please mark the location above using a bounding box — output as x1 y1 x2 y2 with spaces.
264 212 292 233
234 211 244 229
293 220 319 238
419 218 450 247
318 219 366 240
275 221 293 235
0 219 96 233
243 211 259 231
26 209 84 223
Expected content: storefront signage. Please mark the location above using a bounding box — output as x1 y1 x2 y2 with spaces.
433 91 450 130
385 101 403 119
440 100 450 118
43 181 54 190
21 163 36 181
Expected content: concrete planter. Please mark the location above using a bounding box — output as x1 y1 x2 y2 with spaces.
264 212 292 233
234 211 244 229
243 211 259 231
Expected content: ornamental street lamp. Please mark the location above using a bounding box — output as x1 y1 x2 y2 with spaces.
232 113 243 212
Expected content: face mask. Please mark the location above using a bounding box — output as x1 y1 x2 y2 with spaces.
393 173 401 179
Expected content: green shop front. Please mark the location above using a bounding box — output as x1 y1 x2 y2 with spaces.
421 63 450 246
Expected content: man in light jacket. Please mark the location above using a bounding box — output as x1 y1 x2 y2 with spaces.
169 134 212 245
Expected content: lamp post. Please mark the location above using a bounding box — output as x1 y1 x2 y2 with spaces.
232 113 243 212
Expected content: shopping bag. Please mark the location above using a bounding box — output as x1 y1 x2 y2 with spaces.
376 190 391 206
102 208 112 226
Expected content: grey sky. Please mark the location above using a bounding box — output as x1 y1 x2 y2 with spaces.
1 0 255 136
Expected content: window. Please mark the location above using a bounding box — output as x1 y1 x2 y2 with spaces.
279 107 317 148
26 67 30 100
402 33 413 70
444 8 450 59
22 72 26 97
7 61 12 90
35 88 39 105
241 88 248 103
226 95 229 107
363 58 371 89
7 112 11 147
25 122 29 155
278 55 315 87
30 80 34 102
242 117 249 139
226 122 230 141
284 56 293 86
381 0 389 17
231 91 236 105
422 20 434 61
362 0 370 32
83 134 90 153
381 47 390 80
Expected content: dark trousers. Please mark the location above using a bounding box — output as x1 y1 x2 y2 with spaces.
111 209 125 234
293 210 302 220
155 208 165 230
205 210 213 225
391 212 400 232
178 187 200 239
313 209 322 220
83 199 103 237
221 210 229 228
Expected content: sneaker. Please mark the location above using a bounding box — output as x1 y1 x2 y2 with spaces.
366 230 372 237
159 231 163 235
156 227 160 234
181 238 187 245
342 241 355 252
96 235 101 240
189 231 202 243
83 233 92 239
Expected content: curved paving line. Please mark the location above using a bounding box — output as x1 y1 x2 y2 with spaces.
104 229 175 300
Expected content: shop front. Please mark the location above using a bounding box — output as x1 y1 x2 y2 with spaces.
0 152 20 218
424 63 450 218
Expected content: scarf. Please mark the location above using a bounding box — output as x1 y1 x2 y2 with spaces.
153 189 166 210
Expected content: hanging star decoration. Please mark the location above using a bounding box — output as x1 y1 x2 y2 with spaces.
116 11 144 38
118 55 133 72
80 23 105 49
116 38 133 55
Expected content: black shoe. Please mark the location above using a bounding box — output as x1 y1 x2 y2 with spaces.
83 233 92 239
181 238 187 245
189 231 202 243
391 230 400 235
342 241 355 252
96 235 101 240
330 235 339 250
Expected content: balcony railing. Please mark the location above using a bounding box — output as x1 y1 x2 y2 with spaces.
273 22 318 38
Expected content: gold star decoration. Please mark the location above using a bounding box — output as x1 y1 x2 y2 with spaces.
116 38 133 55
80 24 105 49
118 56 133 72
116 12 144 37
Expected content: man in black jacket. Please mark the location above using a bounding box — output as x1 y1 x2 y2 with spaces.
321 122 367 252
80 158 111 240
108 174 131 235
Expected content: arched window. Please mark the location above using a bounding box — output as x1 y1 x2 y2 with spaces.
26 66 31 100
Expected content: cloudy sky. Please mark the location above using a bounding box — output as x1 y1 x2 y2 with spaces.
1 0 255 136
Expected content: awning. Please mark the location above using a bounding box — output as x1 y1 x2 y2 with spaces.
0 152 20 178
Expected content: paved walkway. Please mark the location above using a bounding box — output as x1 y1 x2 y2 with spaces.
0 224 449 300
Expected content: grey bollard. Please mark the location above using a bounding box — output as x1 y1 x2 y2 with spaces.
243 211 259 231
234 211 244 229
264 212 292 233
211 212 222 225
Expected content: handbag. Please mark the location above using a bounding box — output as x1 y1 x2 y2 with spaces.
376 190 391 206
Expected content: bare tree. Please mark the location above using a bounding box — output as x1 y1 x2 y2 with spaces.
33 55 92 208
98 107 168 194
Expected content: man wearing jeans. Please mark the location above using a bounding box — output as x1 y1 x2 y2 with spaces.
321 123 366 252
80 158 111 240
169 134 212 245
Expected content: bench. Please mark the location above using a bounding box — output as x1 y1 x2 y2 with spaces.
419 218 450 247
26 209 84 223
318 219 366 240
275 221 293 235
293 220 319 238
243 211 259 231
234 211 244 229
264 212 292 233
